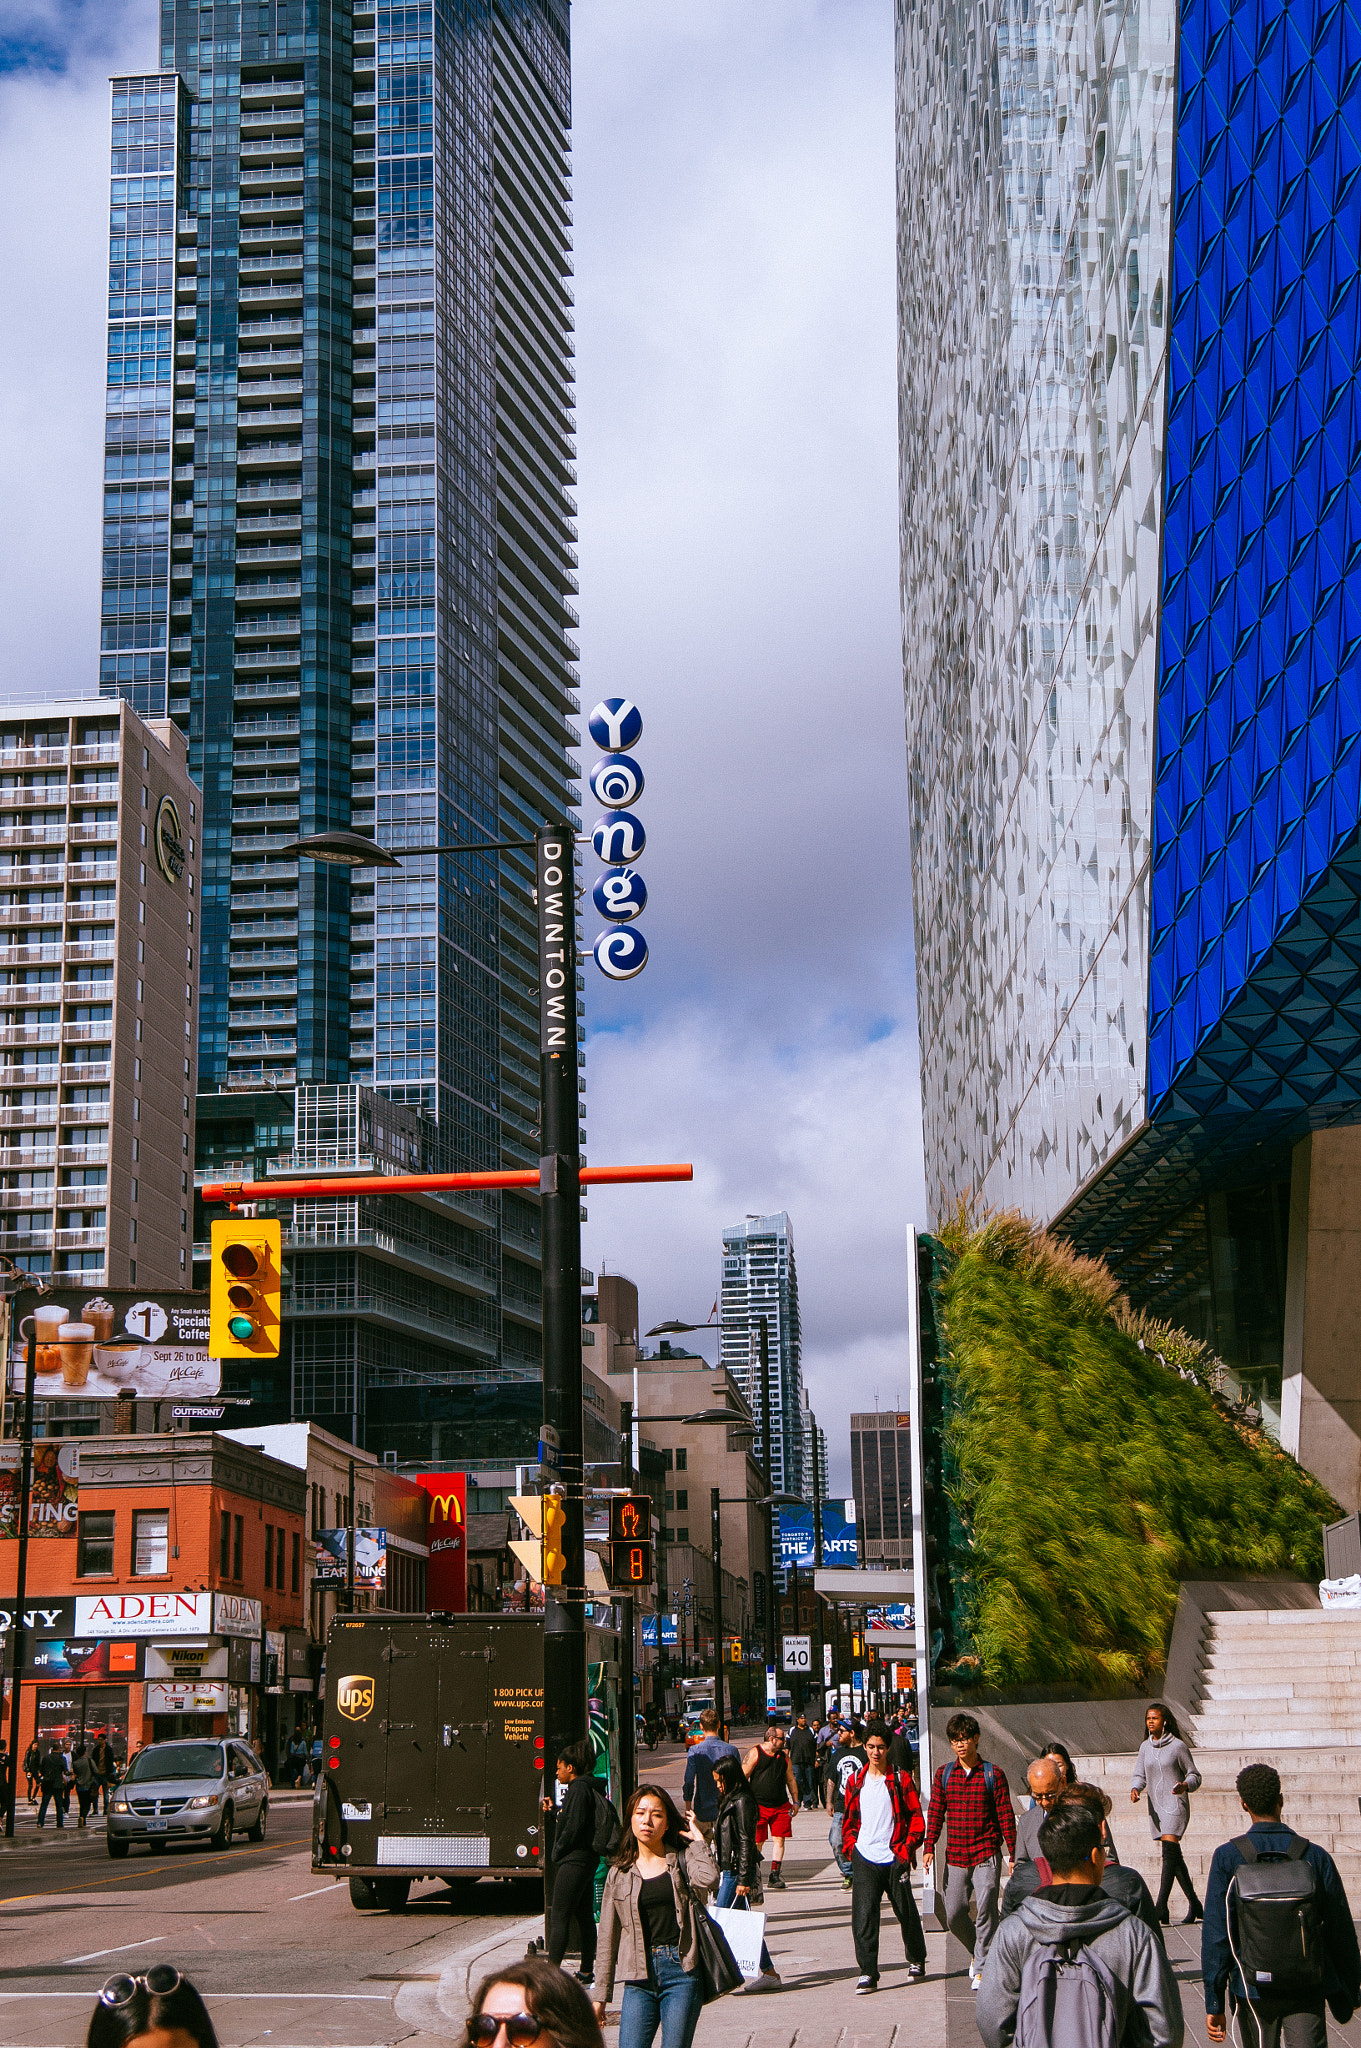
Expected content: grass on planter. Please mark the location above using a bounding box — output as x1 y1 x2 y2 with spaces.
936 1210 1339 1692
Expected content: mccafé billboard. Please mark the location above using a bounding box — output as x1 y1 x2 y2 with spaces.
415 1472 467 1612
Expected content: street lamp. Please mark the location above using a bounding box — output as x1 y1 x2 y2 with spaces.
282 829 538 866
709 1489 802 1728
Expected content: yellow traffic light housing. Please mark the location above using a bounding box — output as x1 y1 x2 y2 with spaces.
542 1490 567 1586
210 1217 281 1358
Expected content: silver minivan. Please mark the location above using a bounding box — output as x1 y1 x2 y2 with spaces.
107 1738 268 1856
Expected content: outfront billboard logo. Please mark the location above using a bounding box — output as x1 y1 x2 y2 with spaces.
337 1674 375 1722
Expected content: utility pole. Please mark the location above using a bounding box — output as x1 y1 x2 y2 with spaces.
3 1343 35 1837
537 824 586 1779
812 1438 825 1720
758 1315 774 1694
619 1399 635 1799
711 1486 725 1733
346 1455 356 1614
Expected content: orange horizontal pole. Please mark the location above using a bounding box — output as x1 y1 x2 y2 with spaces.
201 1162 693 1205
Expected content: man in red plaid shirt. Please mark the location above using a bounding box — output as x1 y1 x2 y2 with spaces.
923 1711 1016 1991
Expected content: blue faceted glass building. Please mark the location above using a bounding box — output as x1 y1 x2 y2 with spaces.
899 0 1361 1505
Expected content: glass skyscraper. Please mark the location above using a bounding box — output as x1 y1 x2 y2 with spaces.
720 1212 812 1509
899 0 1361 1502
99 2 582 1458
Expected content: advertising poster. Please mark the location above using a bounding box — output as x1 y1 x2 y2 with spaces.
415 1471 467 1611
315 1527 387 1588
10 1287 219 1402
0 1441 79 1539
774 1499 859 1570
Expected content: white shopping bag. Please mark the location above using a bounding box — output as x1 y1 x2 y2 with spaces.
920 1876 948 1931
708 1904 768 1979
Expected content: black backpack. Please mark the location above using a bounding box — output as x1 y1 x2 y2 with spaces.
1230 1835 1326 1998
591 1785 621 1858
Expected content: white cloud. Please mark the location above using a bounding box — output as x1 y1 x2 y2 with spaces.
0 2 156 703
582 1005 927 1494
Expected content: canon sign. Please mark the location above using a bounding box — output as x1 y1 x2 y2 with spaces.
416 1472 467 1612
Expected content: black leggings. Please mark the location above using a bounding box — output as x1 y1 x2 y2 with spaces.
1155 1838 1200 1915
547 1851 598 1974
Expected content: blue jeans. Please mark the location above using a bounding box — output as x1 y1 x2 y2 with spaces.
715 1868 774 1971
830 1814 851 1877
36 1788 64 1827
618 1944 703 2048
794 1762 816 1807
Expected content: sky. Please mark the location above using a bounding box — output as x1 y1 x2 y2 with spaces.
0 0 926 1493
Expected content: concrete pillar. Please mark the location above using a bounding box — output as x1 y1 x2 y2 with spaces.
1281 1127 1361 1510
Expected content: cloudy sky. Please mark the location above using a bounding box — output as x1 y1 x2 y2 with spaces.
0 0 925 1491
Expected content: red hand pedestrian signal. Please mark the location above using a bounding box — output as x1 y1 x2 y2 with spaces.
609 1494 651 1544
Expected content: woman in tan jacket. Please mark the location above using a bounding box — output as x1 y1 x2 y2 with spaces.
591 1783 718 2048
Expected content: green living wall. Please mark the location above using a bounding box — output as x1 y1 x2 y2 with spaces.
931 1211 1339 1693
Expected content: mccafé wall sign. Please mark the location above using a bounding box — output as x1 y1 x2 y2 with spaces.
416 1472 467 1612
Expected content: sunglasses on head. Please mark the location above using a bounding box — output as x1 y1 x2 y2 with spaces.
100 1966 183 2007
466 2015 545 2045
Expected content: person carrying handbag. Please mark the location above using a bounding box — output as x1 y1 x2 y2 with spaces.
591 1783 723 2048
712 1755 780 1992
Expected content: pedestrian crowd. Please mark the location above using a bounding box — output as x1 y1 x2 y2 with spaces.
18 1729 121 1829
64 1699 1361 2048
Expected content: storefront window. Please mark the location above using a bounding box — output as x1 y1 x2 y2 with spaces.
77 1510 115 1577
133 1509 169 1575
37 1683 129 1764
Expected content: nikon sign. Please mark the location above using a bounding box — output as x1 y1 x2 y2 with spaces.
416 1471 467 1613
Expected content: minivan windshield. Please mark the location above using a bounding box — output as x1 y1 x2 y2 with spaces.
124 1744 224 1783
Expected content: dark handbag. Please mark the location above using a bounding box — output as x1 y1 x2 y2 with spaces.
679 1852 744 2003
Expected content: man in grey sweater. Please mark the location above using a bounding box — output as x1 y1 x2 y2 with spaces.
978 1801 1183 2048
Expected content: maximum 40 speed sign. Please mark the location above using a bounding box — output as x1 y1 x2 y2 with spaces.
781 1634 811 1674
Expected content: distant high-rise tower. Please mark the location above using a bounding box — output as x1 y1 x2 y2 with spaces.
98 3 583 1455
720 1213 806 1500
849 1411 911 1571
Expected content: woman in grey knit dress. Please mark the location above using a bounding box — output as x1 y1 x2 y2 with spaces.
1130 1701 1202 1923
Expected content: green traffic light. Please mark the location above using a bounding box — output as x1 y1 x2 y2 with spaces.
227 1313 256 1343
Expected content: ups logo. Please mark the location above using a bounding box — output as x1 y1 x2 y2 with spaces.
337 1674 375 1721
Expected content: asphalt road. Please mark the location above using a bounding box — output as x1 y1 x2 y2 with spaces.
0 1797 539 2048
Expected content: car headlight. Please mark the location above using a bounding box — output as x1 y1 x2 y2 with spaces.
189 1793 220 1809
112 1799 130 1813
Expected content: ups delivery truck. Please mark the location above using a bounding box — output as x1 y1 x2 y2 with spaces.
312 1610 615 1910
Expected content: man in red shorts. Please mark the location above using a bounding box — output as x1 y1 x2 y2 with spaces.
743 1722 799 1889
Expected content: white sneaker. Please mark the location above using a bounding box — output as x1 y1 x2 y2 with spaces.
735 1972 782 1994
856 1975 878 1995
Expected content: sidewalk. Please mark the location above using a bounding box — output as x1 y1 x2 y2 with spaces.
421 1805 953 2048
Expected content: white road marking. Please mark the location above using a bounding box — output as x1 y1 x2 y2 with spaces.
286 1883 342 1901
62 1936 167 1964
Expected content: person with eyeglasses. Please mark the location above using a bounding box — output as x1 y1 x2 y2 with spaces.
86 1965 219 2048
1013 1754 1066 1867
465 1956 604 2048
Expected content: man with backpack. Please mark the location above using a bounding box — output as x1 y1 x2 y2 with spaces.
977 1797 1183 2048
1202 1762 1360 2046
543 1739 617 1983
923 1711 1016 1990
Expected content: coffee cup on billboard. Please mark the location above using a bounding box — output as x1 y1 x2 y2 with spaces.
83 1297 116 1342
94 1339 144 1382
21 1305 69 1376
58 1323 95 1388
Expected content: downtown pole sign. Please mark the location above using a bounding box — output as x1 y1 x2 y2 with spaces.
200 701 682 1781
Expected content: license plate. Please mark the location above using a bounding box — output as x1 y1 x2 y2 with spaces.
145 1819 168 1831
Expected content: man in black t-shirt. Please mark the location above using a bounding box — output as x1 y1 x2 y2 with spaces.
824 1724 868 1888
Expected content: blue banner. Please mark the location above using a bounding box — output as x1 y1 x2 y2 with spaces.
641 1613 678 1647
775 1501 859 1569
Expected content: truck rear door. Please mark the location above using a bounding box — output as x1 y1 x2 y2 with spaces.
485 1617 545 1872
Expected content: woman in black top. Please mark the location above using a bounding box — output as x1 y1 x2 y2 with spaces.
712 1756 778 1986
544 1740 603 1983
591 1784 717 2048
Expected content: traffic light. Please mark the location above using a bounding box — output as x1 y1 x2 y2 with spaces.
608 1538 653 1588
210 1217 281 1358
542 1490 567 1586
609 1494 651 1543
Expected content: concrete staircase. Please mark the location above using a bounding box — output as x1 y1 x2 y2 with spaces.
1074 1606 1361 1899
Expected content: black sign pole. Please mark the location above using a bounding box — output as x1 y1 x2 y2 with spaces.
619 1401 635 1799
536 824 586 1902
759 1314 774 1682
4 1355 36 1837
711 1486 725 1734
